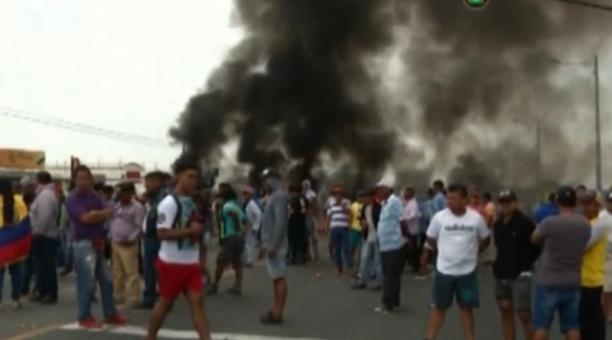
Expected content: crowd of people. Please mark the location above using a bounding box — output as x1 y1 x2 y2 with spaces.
1 161 612 340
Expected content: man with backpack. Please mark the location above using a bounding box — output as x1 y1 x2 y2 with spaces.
207 183 246 296
146 160 211 340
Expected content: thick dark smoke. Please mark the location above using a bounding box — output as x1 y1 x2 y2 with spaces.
171 0 609 191
171 0 399 186
407 0 609 194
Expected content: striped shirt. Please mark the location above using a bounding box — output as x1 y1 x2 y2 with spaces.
326 198 350 229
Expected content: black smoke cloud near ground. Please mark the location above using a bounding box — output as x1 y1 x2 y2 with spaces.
171 0 609 189
171 0 398 185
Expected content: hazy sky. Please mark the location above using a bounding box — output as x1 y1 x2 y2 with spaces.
0 0 241 170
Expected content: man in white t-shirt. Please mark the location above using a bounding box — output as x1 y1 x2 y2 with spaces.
243 186 263 267
146 161 211 340
425 183 490 340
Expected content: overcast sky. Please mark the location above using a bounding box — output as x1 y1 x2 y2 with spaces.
0 0 241 170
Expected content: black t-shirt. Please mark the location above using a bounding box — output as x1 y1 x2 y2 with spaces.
289 195 308 220
493 211 540 279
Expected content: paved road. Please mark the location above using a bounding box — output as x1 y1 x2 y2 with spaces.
2 244 611 340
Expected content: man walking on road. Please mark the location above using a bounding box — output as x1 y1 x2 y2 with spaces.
425 183 490 340
531 186 590 340
110 182 145 307
207 184 245 296
146 160 211 340
259 169 289 325
352 189 382 290
401 186 421 274
326 186 352 275
29 171 60 304
67 165 127 329
375 180 407 314
138 171 166 309
493 190 538 340
243 186 262 267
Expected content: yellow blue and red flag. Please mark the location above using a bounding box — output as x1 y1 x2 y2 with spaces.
0 217 32 267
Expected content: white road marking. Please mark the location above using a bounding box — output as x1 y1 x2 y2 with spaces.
60 323 324 340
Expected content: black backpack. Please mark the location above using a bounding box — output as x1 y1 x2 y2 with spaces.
168 194 187 250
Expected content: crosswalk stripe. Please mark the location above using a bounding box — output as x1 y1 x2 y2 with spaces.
60 323 324 340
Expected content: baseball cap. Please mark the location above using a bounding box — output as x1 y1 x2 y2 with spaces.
556 186 577 206
497 189 517 203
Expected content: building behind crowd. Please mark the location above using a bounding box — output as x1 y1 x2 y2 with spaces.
0 148 151 192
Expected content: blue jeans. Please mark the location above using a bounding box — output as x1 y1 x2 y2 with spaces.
331 228 351 272
0 261 23 302
532 284 580 333
358 240 382 286
141 237 160 306
74 240 116 321
58 229 72 268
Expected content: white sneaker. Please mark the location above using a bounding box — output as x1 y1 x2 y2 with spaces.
12 301 22 310
374 306 390 315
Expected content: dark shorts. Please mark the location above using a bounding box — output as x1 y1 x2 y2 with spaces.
156 258 203 300
349 229 362 251
532 284 580 333
431 270 479 309
217 235 245 269
495 276 532 312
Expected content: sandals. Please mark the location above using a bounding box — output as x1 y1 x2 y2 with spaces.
260 311 283 325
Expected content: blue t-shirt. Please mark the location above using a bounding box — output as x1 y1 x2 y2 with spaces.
534 203 560 225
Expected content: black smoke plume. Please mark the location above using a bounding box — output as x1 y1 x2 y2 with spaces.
171 0 399 185
171 0 609 191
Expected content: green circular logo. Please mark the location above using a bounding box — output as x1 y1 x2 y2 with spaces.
464 0 489 10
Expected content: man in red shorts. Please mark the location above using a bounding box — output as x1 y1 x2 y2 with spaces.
146 160 211 340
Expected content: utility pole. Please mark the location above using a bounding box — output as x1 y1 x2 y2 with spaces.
594 55 603 191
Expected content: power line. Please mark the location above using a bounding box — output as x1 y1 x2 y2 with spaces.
0 106 174 148
552 0 612 12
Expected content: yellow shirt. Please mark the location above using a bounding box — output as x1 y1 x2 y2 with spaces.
581 217 607 287
0 194 28 227
350 202 363 232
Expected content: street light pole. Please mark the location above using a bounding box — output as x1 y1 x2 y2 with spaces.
594 55 603 191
